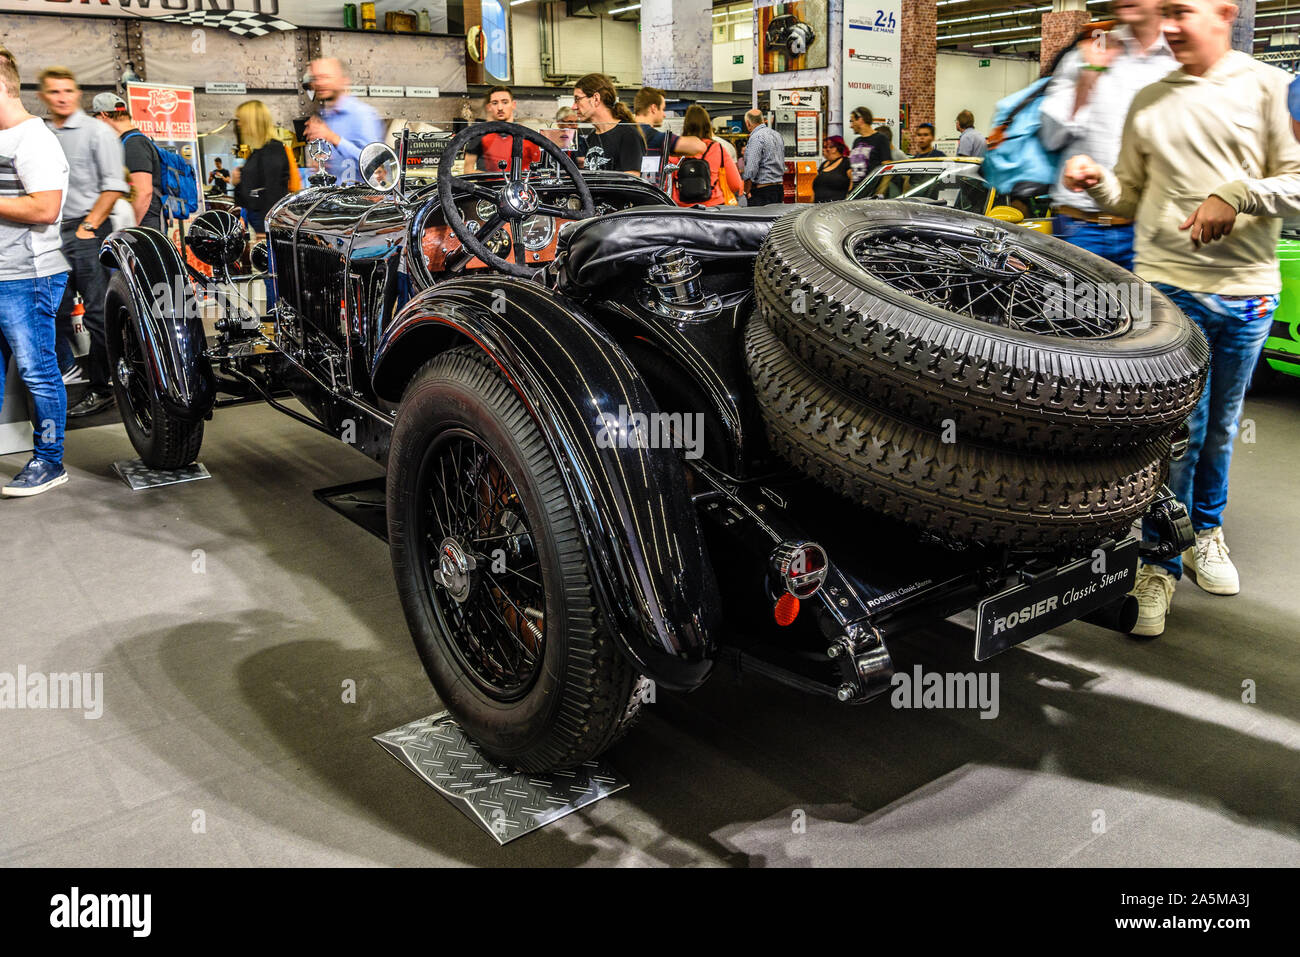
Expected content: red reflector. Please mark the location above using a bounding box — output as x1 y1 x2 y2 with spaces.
774 593 800 627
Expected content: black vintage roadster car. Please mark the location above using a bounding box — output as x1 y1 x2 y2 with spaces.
99 124 1205 772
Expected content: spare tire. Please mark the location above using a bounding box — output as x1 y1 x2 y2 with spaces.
745 315 1169 551
754 201 1208 453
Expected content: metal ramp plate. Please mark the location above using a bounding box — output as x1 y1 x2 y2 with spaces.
113 459 211 491
375 712 628 845
314 477 388 542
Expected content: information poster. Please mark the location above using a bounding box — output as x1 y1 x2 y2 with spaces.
126 82 204 241
842 0 902 136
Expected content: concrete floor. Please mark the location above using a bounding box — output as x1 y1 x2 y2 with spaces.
1 391 1297 867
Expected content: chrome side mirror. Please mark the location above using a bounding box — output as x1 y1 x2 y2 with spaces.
360 142 400 192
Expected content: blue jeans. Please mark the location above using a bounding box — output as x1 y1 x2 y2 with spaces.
1052 215 1135 272
0 273 70 465
1142 283 1277 576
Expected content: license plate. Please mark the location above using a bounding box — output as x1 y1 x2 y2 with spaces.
974 538 1139 661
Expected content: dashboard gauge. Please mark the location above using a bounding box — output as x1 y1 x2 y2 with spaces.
475 199 497 222
520 215 555 251
565 195 584 213
485 226 511 255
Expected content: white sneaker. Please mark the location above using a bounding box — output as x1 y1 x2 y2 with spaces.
1182 526 1239 596
1130 564 1176 637
61 361 88 385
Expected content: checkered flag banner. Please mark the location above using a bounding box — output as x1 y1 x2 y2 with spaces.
157 10 297 37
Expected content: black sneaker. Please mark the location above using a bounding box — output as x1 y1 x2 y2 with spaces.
68 390 115 418
2 458 69 497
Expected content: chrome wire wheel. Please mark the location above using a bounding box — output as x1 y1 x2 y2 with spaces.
847 224 1133 339
416 428 546 701
114 308 155 436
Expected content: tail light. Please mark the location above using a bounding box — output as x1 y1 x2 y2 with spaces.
770 541 829 599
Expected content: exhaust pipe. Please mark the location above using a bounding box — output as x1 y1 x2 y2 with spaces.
1080 594 1139 634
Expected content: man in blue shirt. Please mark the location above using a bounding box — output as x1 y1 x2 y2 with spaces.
303 58 384 185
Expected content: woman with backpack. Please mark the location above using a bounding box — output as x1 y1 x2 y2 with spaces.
231 100 290 236
672 105 742 208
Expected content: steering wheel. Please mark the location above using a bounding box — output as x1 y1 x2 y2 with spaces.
438 121 595 278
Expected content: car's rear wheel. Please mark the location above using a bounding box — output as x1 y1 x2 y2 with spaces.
387 347 644 772
104 272 204 469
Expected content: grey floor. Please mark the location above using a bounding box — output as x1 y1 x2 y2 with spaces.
2 392 1297 867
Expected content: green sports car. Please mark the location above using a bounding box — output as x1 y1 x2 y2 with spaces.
1255 223 1300 390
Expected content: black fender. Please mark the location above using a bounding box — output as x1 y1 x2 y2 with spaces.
99 228 216 421
372 276 718 691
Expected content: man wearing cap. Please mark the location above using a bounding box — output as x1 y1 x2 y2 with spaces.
39 67 126 418
92 92 162 231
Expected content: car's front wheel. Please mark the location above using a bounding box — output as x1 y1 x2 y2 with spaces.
104 272 204 469
387 347 645 772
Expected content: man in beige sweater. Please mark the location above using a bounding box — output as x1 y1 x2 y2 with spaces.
1063 0 1300 636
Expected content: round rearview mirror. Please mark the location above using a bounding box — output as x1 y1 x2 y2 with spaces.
360 142 400 191
186 209 247 268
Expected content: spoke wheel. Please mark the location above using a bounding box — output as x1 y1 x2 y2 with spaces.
388 347 645 772
848 224 1131 339
116 313 155 437
416 430 546 701
103 271 204 469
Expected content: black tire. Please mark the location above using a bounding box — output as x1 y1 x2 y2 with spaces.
104 272 204 469
387 347 644 772
754 201 1208 453
745 315 1169 551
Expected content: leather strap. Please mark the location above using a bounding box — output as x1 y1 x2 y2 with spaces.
1056 205 1133 227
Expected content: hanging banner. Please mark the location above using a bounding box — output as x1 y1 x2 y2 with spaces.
126 82 204 234
0 1 453 33
481 0 510 82
842 0 902 135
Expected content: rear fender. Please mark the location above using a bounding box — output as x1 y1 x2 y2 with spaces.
372 277 718 691
99 228 215 421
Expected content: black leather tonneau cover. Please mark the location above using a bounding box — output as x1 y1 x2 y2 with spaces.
559 204 790 290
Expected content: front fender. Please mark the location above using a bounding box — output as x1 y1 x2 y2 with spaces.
99 228 215 421
372 277 718 691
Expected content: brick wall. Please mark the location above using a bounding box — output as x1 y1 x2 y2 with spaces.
0 13 124 87
1041 10 1089 70
900 0 937 131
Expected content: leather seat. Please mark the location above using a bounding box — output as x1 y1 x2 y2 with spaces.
558 205 790 291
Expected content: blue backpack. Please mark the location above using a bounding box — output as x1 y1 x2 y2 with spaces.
982 77 1060 202
124 130 200 220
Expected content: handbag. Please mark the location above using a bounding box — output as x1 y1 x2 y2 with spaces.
718 145 739 206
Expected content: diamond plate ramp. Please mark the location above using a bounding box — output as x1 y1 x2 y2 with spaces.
113 459 211 491
374 712 628 845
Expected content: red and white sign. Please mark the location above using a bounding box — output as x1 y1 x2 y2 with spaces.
127 82 196 141
126 82 204 228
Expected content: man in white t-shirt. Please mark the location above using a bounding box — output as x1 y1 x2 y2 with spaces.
0 48 72 496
